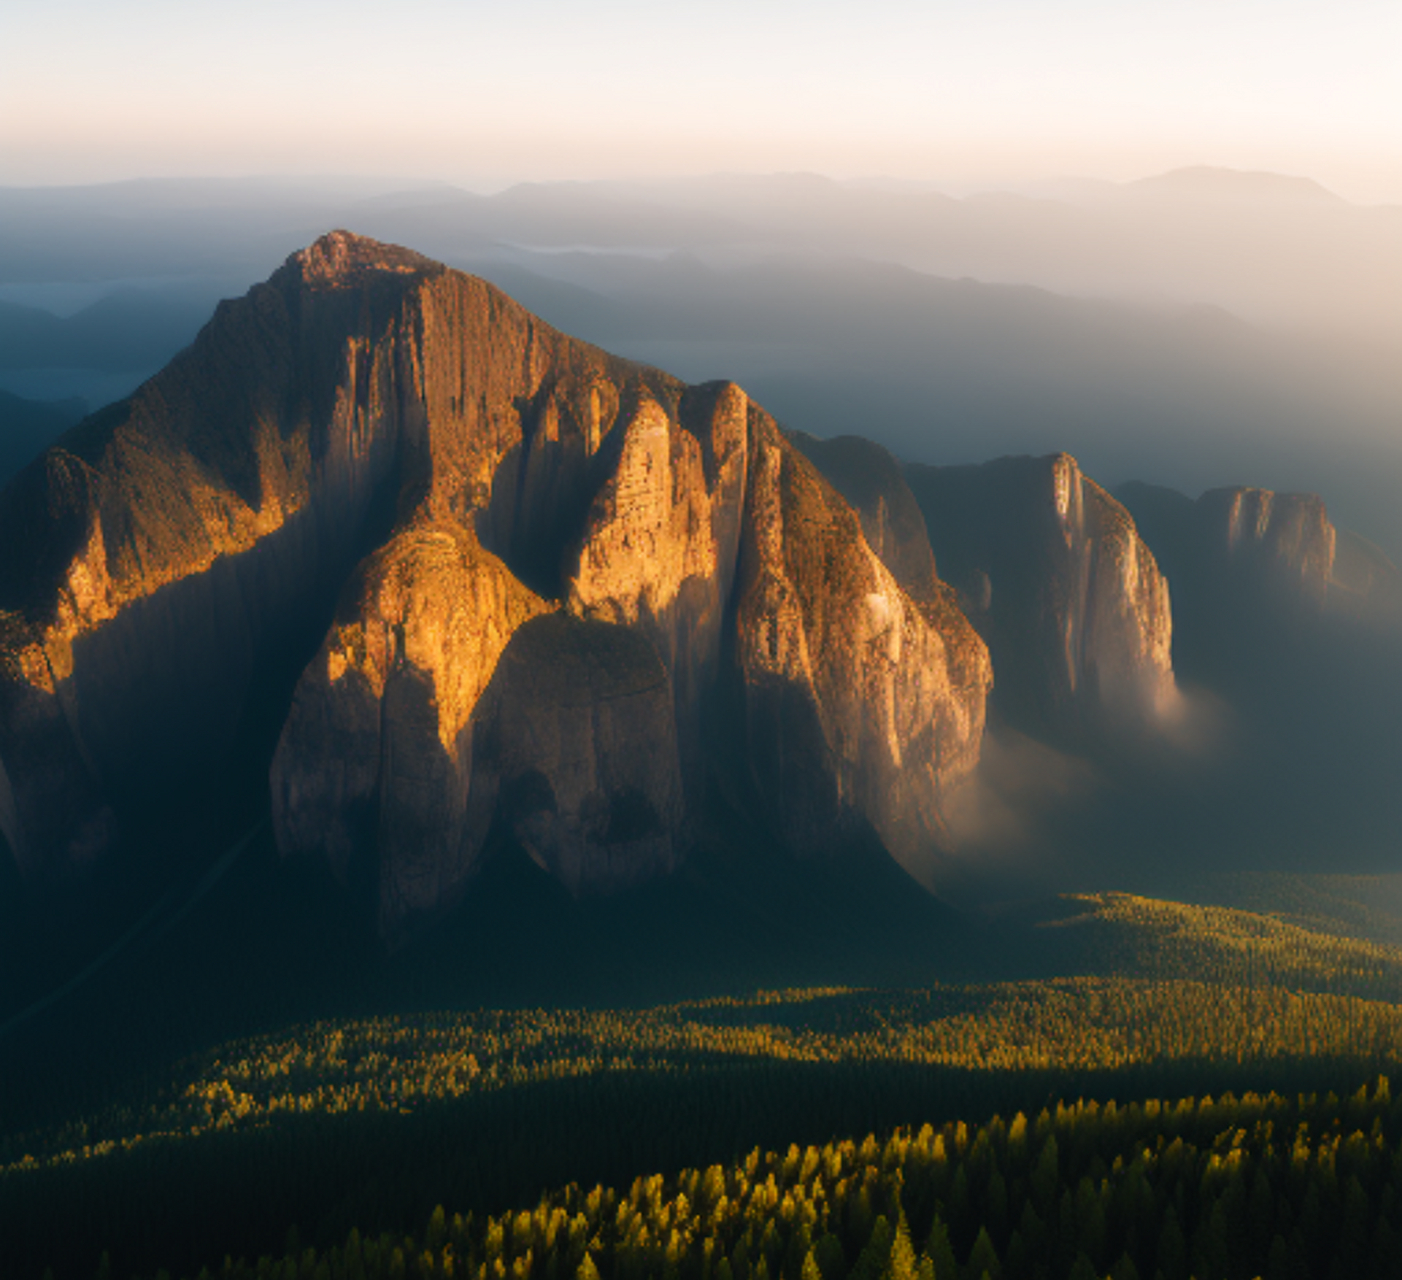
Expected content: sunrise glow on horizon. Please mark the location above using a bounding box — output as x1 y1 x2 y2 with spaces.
2 0 1399 202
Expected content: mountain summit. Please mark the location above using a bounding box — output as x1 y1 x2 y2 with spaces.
0 232 991 939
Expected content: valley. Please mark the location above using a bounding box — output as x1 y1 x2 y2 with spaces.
5 870 1402 1278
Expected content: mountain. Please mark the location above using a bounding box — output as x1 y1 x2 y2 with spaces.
1117 479 1402 683
904 455 1175 751
1122 165 1343 204
9 228 1397 953
5 175 1399 565
0 289 218 374
784 433 1178 754
783 430 941 603
0 232 990 940
1114 479 1402 866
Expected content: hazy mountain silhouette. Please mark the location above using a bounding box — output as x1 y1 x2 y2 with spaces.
3 170 1396 554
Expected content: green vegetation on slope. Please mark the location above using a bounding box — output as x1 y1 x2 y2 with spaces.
1171 874 1402 950
13 977 1402 1179
101 1079 1402 1280
1052 890 1402 1000
12 878 1402 1278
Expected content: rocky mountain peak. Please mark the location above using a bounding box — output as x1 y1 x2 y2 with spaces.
0 237 992 939
1198 486 1335 601
291 230 440 288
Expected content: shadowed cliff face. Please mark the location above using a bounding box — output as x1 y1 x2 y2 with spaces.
1119 483 1354 604
1114 479 1402 864
0 232 991 939
0 234 442 880
270 521 551 936
474 613 684 899
1118 479 1402 690
906 454 1176 751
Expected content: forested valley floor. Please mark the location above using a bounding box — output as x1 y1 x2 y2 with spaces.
7 859 1402 1279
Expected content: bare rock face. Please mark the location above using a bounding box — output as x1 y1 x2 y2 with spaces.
735 416 991 888
566 381 750 790
1198 487 1335 603
907 454 1175 747
1119 481 1340 612
1330 531 1402 627
474 613 682 898
1117 479 1402 693
784 431 940 602
0 235 439 881
0 232 994 936
271 521 550 936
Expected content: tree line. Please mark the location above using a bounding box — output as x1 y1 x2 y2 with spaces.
86 1077 1402 1280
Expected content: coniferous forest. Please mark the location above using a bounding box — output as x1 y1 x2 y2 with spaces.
8 855 1402 1280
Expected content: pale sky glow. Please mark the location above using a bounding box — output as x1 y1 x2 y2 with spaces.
2 0 1400 199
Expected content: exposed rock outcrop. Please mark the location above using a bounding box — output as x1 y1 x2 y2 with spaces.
1200 487 1335 602
1331 531 1402 627
271 520 551 935
784 431 940 602
906 454 1176 748
0 235 436 880
737 419 990 886
1117 480 1402 690
474 613 683 899
1116 480 1399 621
0 232 992 936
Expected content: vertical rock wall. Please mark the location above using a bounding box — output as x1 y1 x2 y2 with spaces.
1 232 996 937
734 415 991 887
785 430 940 603
907 453 1175 748
0 236 430 880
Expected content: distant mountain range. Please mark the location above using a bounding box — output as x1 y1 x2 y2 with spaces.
3 170 1398 563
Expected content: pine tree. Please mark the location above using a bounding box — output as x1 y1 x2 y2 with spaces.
1000 1230 1028 1280
852 1216 894 1280
814 1233 846 1280
1155 1209 1187 1280
1338 1174 1371 1278
924 1217 958 1280
1032 1137 1059 1212
963 1227 1000 1280
1066 1253 1097 1280
1109 1252 1140 1280
887 1213 917 1280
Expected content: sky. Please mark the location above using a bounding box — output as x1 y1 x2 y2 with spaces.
2 0 1400 201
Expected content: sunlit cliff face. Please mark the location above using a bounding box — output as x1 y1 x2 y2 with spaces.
0 233 992 938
